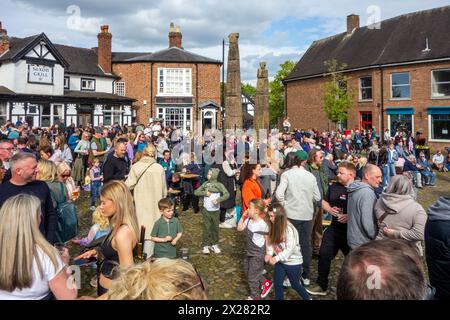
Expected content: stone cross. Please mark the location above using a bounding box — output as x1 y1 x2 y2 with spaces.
224 33 243 130
254 61 269 130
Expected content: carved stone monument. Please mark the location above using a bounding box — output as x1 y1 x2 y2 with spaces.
254 62 269 130
224 33 243 130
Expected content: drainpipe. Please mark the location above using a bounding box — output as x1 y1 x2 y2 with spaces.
196 63 199 133
150 62 154 119
380 67 384 143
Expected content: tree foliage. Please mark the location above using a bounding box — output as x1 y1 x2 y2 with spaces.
323 59 354 126
241 83 256 99
269 60 295 126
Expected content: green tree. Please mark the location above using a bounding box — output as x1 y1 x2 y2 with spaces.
270 60 295 126
323 59 354 128
241 83 256 99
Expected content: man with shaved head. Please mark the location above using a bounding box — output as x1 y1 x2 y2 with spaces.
347 164 382 249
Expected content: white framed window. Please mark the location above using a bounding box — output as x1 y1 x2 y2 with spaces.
115 82 126 96
391 72 410 99
81 78 96 91
53 104 64 125
431 69 450 98
64 76 70 90
429 114 450 141
0 103 7 125
359 76 372 101
158 68 192 96
41 105 51 127
103 106 122 126
157 106 192 132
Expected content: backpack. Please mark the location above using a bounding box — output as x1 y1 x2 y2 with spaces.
50 183 79 243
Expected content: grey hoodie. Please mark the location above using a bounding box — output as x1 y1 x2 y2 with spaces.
374 193 427 255
347 181 378 249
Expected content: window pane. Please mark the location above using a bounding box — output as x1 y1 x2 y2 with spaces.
390 114 412 136
361 88 372 100
392 85 410 98
432 83 450 97
0 104 6 115
42 105 51 116
392 73 409 86
42 117 51 127
360 77 372 88
434 70 450 83
432 114 450 140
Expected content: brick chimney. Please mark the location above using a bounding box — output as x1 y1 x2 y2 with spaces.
347 14 360 34
0 22 10 56
97 25 112 73
169 22 182 49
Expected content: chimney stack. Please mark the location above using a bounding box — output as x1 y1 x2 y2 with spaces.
347 14 360 35
169 22 183 49
97 25 112 73
0 21 10 56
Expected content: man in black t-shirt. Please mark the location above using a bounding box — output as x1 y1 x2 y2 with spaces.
0 152 57 244
102 138 129 184
307 161 356 296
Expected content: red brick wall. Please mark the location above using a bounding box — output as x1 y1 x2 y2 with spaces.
113 62 220 132
112 62 152 123
286 61 450 151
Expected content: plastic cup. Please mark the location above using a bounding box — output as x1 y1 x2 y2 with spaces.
180 248 189 260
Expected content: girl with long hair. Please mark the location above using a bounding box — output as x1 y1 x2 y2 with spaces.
265 203 311 300
0 194 77 300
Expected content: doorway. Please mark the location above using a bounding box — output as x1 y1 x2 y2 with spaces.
77 112 92 128
360 112 373 130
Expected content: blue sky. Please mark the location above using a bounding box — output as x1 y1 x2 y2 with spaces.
1 0 449 83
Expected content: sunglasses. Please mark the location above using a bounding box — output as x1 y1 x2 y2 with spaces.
61 174 71 178
169 265 206 299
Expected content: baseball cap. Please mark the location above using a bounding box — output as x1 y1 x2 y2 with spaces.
295 150 308 161
94 127 103 134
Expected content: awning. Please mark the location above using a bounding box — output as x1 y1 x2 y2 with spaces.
427 106 450 115
386 107 414 115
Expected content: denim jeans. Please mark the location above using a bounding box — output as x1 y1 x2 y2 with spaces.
420 170 436 185
91 181 101 207
288 218 312 280
273 263 311 300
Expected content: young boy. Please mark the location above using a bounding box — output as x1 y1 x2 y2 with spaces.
194 168 230 254
150 198 183 259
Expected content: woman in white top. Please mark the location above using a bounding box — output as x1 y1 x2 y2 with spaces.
53 135 73 165
0 194 77 300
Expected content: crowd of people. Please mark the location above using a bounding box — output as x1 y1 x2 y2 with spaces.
0 118 449 300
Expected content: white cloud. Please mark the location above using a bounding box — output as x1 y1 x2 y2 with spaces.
3 0 450 81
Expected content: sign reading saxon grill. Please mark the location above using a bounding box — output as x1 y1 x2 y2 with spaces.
28 64 53 84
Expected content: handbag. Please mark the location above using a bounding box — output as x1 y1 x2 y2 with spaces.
50 183 79 243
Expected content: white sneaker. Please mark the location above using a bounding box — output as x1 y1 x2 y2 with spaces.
302 278 311 287
210 244 221 254
283 278 291 288
262 269 267 275
202 246 210 254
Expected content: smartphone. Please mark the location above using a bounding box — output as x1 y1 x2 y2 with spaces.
73 257 96 266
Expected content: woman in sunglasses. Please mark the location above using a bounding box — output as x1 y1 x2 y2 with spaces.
56 162 79 202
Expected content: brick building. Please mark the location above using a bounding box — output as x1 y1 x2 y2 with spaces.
0 23 134 128
112 23 222 133
284 6 450 150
